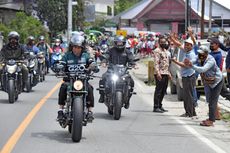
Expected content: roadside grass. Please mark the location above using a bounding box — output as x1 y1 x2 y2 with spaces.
221 111 230 122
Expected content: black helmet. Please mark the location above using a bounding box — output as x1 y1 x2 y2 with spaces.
114 35 126 49
8 31 20 41
70 35 84 47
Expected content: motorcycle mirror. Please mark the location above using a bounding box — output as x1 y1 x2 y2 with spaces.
133 57 140 62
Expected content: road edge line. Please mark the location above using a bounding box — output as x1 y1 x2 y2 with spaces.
0 81 63 153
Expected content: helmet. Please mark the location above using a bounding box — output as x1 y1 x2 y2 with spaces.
198 45 210 54
27 36 35 41
70 35 84 47
54 38 61 43
8 31 20 41
114 36 126 49
39 35 45 41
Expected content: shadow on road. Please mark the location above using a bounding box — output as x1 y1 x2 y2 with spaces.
31 130 86 143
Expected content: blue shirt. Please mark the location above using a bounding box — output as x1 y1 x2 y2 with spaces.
181 49 196 77
210 51 222 69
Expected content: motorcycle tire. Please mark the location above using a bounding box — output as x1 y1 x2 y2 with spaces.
8 79 15 104
68 124 72 133
25 77 32 92
71 97 83 142
113 91 123 120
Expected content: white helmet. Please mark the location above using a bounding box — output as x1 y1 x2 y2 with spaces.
70 35 84 47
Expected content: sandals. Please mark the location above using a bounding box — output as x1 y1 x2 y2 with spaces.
200 119 214 126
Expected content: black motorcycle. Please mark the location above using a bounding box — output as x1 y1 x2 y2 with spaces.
56 62 97 142
37 52 46 82
0 59 23 103
98 64 136 120
24 52 39 92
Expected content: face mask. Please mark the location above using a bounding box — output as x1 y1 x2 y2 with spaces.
160 44 168 49
210 46 214 51
56 43 60 46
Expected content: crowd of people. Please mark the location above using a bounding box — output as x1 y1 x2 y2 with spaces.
151 27 230 127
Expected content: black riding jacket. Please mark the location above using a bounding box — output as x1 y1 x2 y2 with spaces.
106 47 135 68
0 43 25 62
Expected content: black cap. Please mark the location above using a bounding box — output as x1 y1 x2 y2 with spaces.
208 37 220 45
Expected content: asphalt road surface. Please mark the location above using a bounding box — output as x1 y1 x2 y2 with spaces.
0 69 228 153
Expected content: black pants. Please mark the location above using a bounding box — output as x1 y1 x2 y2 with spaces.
182 74 196 117
58 82 94 107
207 79 223 121
153 75 168 109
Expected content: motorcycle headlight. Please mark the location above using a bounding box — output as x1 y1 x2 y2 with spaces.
112 74 119 82
73 80 83 91
6 65 17 74
29 60 36 68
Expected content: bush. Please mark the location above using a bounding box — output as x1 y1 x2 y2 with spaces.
0 12 49 44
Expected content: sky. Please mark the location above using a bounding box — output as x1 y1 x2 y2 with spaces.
214 0 230 9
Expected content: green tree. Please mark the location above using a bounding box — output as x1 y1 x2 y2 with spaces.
115 0 141 15
36 0 84 34
0 12 48 44
36 0 68 34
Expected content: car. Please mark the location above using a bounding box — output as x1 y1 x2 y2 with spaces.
169 40 228 101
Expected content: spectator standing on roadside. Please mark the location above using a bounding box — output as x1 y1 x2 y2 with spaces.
184 46 223 126
153 36 171 113
170 33 197 118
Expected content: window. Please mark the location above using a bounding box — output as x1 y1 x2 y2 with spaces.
107 6 112 16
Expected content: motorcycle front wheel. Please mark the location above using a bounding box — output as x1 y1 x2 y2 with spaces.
71 97 83 142
113 91 123 120
8 79 15 104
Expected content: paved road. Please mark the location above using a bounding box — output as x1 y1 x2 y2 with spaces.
0 68 229 153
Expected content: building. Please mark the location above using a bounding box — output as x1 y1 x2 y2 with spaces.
0 0 33 24
113 0 230 34
85 0 115 20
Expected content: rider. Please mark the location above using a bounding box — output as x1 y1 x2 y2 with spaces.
57 35 99 121
37 35 51 73
0 31 28 89
52 38 64 53
24 36 40 54
98 35 136 109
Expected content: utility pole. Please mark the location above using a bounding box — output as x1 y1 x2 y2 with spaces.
208 0 213 36
185 0 188 32
201 0 205 39
67 0 78 43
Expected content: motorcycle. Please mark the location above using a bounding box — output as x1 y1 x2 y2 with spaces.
37 52 46 82
0 59 23 103
24 52 39 92
98 64 136 120
50 52 63 73
56 62 97 142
